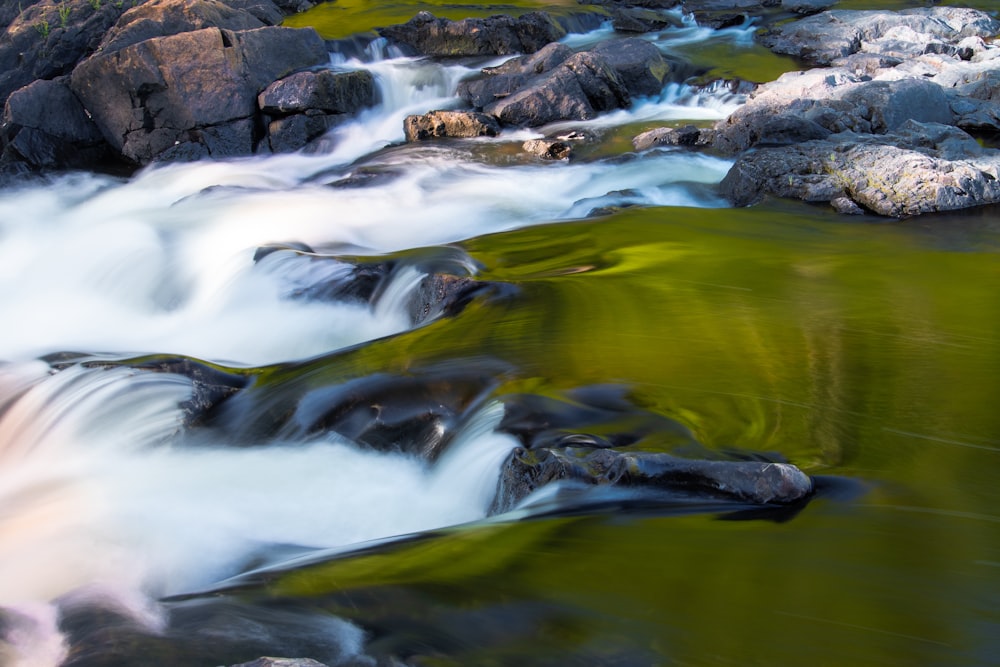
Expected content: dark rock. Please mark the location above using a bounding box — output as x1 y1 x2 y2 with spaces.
1 76 111 169
609 6 681 33
489 446 813 514
377 11 566 57
719 121 1000 217
591 37 671 98
70 25 327 164
259 70 376 115
223 0 285 25
0 0 132 107
633 124 712 150
407 273 486 325
97 0 264 53
457 42 575 109
780 0 835 15
484 50 630 126
403 110 501 141
266 112 340 153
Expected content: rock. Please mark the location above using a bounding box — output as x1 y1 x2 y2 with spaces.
591 38 671 98
781 0 836 15
69 25 328 164
0 0 132 106
711 70 954 154
403 110 501 141
231 658 330 667
633 124 713 151
259 70 376 115
377 11 566 57
458 42 575 109
719 121 1000 217
522 138 572 160
1 76 111 169
489 446 813 514
97 0 264 53
223 0 285 25
265 112 340 153
609 6 681 33
758 7 1000 66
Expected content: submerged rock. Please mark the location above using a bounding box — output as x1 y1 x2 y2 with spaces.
377 11 566 57
490 447 813 515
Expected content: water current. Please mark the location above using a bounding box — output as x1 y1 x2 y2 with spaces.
1 3 999 666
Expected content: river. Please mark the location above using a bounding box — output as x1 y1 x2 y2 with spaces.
0 2 999 666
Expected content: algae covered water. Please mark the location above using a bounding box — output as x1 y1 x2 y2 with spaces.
0 2 999 666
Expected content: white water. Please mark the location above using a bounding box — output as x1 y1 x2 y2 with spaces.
0 18 747 667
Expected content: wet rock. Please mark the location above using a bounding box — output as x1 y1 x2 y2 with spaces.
403 110 501 141
780 0 836 15
633 124 713 150
609 6 681 33
265 112 341 153
522 138 572 160
259 70 376 116
489 446 813 514
377 11 566 57
458 37 670 127
69 25 328 164
758 7 1000 66
720 121 1000 217
231 659 330 667
1 76 111 169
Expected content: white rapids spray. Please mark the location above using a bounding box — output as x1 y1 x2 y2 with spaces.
0 16 752 667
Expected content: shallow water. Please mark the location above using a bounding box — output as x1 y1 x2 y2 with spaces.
1 3 999 666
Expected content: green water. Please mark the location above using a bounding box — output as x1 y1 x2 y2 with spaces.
260 3 1000 665
225 203 1000 666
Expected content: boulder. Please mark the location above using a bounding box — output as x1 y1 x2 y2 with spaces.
403 110 501 141
522 137 572 160
489 446 813 514
457 42 575 109
719 121 1000 217
0 0 132 106
711 70 954 154
69 25 328 164
97 0 264 53
1 76 111 169
591 38 672 97
377 11 566 57
258 70 376 116
758 7 1000 65
265 112 340 153
633 124 713 150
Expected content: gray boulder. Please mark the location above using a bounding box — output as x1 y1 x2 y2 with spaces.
1 76 110 169
69 25 328 164
258 70 375 116
377 11 566 57
403 110 501 141
759 7 1000 65
97 0 265 53
720 121 1000 217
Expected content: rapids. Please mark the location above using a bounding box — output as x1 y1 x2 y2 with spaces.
1 6 999 667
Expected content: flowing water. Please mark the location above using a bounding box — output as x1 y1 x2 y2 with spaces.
1 4 999 667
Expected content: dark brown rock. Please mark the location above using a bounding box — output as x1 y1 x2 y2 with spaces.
258 70 376 115
97 0 264 53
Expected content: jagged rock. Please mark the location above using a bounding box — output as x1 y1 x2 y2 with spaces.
489 446 813 515
258 70 376 115
403 110 501 141
265 112 341 153
0 0 134 106
719 121 1000 217
69 25 328 164
459 38 669 127
1 76 111 169
377 11 566 57
758 7 1000 66
711 71 953 154
97 0 264 53
780 0 836 15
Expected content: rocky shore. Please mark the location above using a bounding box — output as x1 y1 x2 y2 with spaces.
2 0 998 217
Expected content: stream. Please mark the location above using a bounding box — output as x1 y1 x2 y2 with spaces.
1 3 999 666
